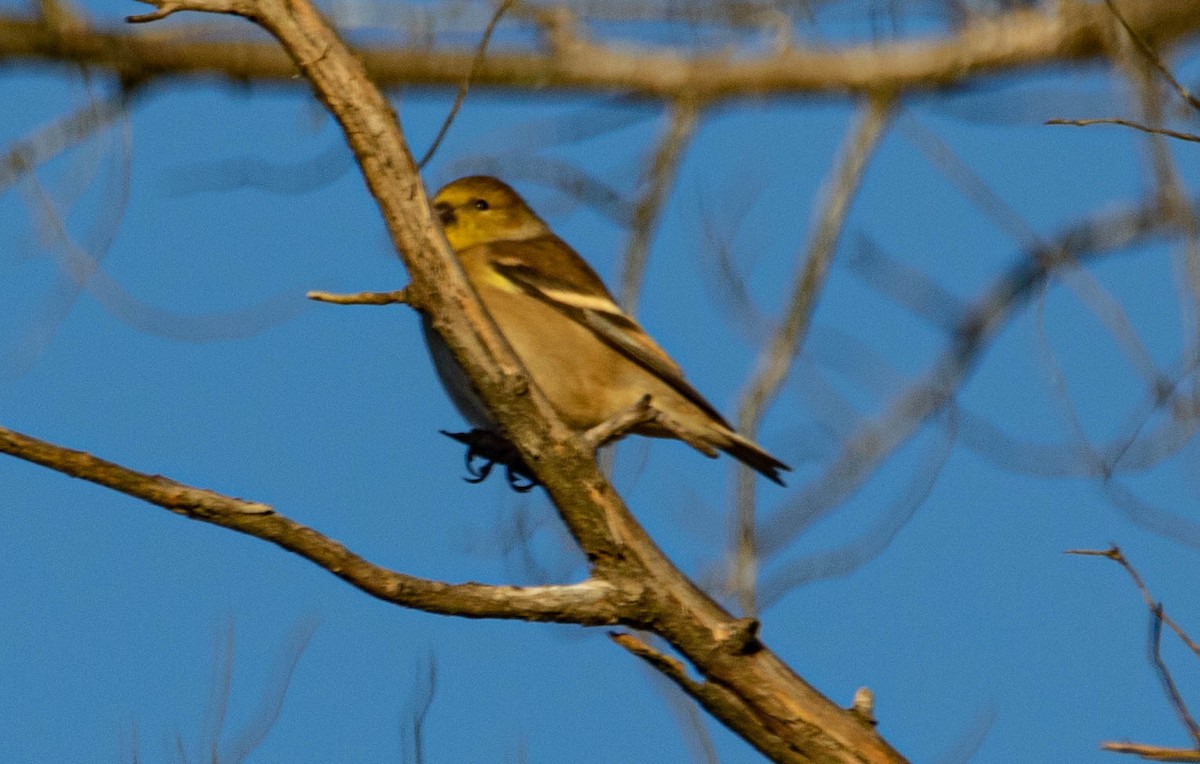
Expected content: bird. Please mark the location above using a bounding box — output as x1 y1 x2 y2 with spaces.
422 175 790 486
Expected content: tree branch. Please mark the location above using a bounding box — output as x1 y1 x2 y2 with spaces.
0 423 626 623
0 1 1197 99
731 93 894 615
0 0 917 760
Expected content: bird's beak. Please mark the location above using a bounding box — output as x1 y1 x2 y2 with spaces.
435 202 456 227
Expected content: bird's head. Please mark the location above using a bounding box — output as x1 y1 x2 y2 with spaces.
432 176 551 251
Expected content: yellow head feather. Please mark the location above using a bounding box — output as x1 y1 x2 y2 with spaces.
433 176 551 251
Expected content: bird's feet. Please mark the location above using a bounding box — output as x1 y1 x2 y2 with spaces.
440 429 538 492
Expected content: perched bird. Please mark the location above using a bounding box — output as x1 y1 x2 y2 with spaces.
423 175 790 485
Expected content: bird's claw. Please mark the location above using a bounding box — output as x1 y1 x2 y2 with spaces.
441 430 539 493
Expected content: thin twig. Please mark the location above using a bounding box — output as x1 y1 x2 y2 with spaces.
1150 605 1200 747
1066 546 1200 659
1046 118 1200 144
1100 0 1200 113
1069 546 1200 756
415 0 514 170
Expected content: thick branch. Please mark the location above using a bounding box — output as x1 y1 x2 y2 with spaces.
2 1 1199 99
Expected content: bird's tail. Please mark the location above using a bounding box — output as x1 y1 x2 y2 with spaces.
716 429 791 486
635 404 791 485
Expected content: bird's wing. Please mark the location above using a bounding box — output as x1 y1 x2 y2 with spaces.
486 238 730 426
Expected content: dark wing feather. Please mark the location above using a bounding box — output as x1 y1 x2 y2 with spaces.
487 237 731 427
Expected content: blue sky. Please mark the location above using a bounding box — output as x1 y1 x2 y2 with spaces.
3 3 1200 762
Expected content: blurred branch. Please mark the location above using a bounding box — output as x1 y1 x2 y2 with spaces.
222 618 319 764
758 194 1184 558
164 140 354 196
1100 743 1200 762
16 175 310 346
731 93 894 615
0 86 136 195
0 1 1195 99
4 89 135 378
1125 45 1200 364
402 653 438 764
1100 0 1200 113
758 408 956 609
899 111 1039 249
414 0 514 170
205 620 235 764
618 98 700 312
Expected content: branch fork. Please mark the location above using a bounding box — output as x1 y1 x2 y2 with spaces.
0 1 911 760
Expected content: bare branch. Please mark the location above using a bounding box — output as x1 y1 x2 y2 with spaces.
1046 118 1200 144
0 423 628 624
1100 741 1200 761
758 195 1182 558
0 2 1196 99
415 0 514 170
1067 546 1200 659
1069 546 1200 757
731 93 894 614
618 99 701 313
1150 606 1200 748
307 288 413 306
1100 0 1200 113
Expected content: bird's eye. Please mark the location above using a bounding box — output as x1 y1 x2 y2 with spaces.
472 198 490 211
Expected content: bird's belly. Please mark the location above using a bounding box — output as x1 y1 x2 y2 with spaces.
482 290 658 430
420 316 497 430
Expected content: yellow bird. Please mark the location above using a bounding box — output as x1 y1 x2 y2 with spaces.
424 175 790 485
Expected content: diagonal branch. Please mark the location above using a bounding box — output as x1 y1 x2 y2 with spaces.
617 98 700 313
758 194 1184 558
0 423 627 623
730 94 894 615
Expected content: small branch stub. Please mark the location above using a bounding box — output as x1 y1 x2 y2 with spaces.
716 617 762 655
851 687 877 728
307 287 413 307
583 394 657 450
